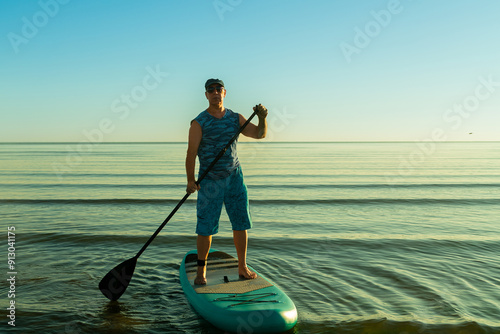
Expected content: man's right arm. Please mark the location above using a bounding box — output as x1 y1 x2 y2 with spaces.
186 120 202 193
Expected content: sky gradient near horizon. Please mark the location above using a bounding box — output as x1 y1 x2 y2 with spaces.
1 0 500 142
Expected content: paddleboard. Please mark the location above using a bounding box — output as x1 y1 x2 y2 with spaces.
180 249 297 333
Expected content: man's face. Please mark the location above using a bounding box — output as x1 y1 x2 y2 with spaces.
205 84 226 105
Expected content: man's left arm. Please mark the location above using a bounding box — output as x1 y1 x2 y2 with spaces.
240 104 268 139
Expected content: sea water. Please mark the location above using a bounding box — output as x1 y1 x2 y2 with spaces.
0 142 499 333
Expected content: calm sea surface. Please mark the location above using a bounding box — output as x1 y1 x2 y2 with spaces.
1 142 499 334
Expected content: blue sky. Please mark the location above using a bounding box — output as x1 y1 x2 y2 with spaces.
1 0 499 142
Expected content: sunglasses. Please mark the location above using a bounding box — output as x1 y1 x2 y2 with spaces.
206 86 224 93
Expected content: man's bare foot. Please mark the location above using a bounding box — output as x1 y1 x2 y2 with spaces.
239 266 257 280
194 264 207 285
194 275 206 285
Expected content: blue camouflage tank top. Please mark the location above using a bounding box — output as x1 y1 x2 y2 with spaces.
194 108 241 179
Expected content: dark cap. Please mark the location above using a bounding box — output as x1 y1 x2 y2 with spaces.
205 78 224 89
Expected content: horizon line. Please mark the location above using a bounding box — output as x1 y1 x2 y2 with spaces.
1 140 499 144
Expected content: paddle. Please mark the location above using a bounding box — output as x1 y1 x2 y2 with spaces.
99 107 260 301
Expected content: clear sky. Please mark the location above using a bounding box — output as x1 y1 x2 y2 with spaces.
1 0 499 142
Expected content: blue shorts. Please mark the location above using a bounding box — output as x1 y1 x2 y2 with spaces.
196 166 252 236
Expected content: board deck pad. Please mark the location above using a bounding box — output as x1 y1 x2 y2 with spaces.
184 251 272 294
180 249 298 333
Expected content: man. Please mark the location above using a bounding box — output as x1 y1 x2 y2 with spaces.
185 78 268 285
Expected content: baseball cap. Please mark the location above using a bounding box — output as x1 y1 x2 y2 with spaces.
205 78 225 89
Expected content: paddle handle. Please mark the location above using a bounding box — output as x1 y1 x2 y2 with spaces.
135 109 259 258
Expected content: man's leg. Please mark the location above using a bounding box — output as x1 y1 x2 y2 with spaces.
195 177 223 285
233 230 257 279
195 234 212 285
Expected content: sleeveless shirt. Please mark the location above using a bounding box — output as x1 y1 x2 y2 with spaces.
194 108 241 179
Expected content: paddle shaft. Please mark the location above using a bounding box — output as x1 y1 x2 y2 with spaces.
135 109 259 258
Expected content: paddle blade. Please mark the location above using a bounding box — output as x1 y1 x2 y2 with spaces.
99 256 137 301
